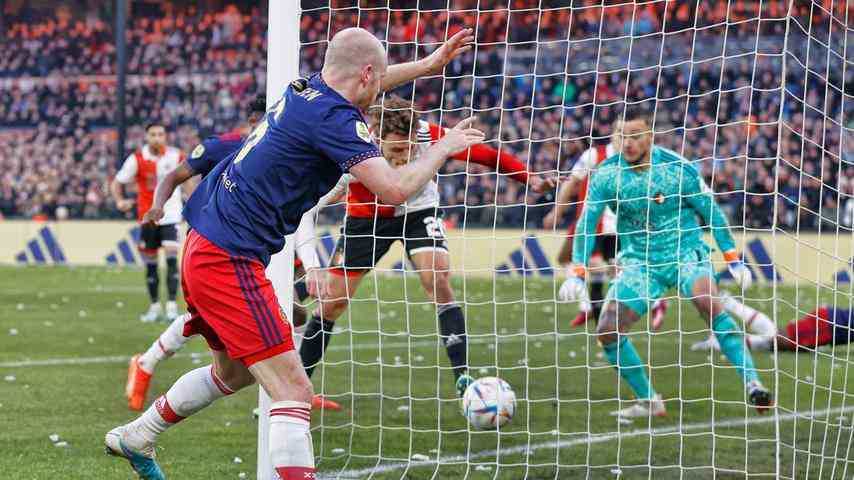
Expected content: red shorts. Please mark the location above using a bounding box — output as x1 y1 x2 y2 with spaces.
786 308 832 348
181 230 294 366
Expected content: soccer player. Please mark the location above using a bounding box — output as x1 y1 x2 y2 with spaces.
562 110 772 418
692 293 853 352
545 120 668 329
298 94 553 403
106 27 482 480
111 123 186 323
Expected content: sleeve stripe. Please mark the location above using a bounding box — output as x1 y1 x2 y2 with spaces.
341 149 382 171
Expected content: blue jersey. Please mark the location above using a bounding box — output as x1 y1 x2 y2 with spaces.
830 308 853 344
186 132 245 178
184 75 381 265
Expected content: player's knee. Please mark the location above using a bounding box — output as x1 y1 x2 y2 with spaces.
215 363 255 391
431 271 454 304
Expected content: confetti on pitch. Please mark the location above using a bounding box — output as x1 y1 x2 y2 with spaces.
478 367 489 375
611 468 623 475
54 441 69 448
569 351 577 358
397 405 409 412
596 352 604 359
4 375 15 382
37 292 45 299
534 341 542 348
87 337 95 344
411 454 429 461
192 358 202 365
50 304 58 310
617 418 633 425
43 321 53 327
16 303 24 311
414 355 424 362
61 296 69 303
116 301 124 308
805 376 813 383
429 449 439 454
542 305 554 313
238 473 247 479
500 328 508 334
331 448 346 455
78 310 88 318
8 328 18 336
233 457 243 464
225 422 232 427
475 465 493 472
487 344 495 351
49 434 60 443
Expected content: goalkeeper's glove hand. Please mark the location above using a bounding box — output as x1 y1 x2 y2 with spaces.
558 265 591 311
724 250 753 290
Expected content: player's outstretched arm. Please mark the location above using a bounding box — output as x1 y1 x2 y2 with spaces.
543 176 581 229
381 28 474 92
141 162 197 226
350 117 484 205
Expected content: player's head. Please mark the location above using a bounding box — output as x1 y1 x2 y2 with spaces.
145 122 167 152
247 93 266 127
372 95 417 167
321 27 388 110
620 110 653 165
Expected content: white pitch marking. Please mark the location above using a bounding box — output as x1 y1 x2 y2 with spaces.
318 405 854 479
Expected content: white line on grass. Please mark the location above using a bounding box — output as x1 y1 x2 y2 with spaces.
319 405 854 479
0 335 540 368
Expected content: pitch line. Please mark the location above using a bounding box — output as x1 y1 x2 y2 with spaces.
319 405 854 479
0 334 541 369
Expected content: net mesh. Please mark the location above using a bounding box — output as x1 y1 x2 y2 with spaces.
291 1 854 478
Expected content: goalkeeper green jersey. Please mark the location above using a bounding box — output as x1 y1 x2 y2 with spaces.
571 145 736 266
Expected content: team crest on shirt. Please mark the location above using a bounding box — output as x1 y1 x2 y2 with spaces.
356 121 372 143
654 192 665 204
191 144 205 159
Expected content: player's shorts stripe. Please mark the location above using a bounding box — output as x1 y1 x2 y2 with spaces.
237 258 283 345
229 257 275 348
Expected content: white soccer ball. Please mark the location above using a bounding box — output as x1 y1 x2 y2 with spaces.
462 376 516 430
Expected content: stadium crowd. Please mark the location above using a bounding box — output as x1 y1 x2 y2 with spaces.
0 1 852 231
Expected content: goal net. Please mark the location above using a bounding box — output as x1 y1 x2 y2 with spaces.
277 1 854 478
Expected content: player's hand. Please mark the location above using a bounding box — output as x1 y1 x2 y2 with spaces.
141 207 164 227
529 174 557 194
305 267 328 299
438 117 485 157
116 198 134 212
558 265 590 309
422 28 474 75
724 250 753 290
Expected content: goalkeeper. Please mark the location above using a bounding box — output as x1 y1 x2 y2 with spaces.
564 110 772 418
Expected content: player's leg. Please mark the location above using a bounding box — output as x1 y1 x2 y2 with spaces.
161 225 181 322
127 312 195 410
249 351 316 479
681 259 771 412
108 348 254 479
718 292 776 350
139 225 162 322
410 247 472 396
598 258 665 417
292 261 309 337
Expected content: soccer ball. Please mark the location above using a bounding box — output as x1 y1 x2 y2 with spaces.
462 377 516 430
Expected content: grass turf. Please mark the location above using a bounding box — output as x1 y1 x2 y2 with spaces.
2 265 854 479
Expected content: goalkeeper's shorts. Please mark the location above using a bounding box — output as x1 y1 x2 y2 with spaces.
607 248 714 316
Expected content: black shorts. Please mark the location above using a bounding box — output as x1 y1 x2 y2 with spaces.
139 224 179 252
593 234 619 263
331 209 448 271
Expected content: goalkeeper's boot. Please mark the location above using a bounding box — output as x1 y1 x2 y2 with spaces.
312 394 342 411
140 303 162 323
650 299 668 331
126 354 153 411
690 335 720 352
105 425 165 480
609 394 666 418
748 382 773 414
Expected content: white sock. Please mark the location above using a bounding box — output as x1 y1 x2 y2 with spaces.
722 295 777 350
292 323 307 351
138 313 192 373
269 401 315 479
129 365 234 444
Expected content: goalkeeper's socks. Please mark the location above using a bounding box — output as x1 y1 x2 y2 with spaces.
138 313 191 373
269 401 315 479
145 262 160 303
165 256 179 301
602 337 656 400
300 315 335 378
130 365 234 443
438 303 468 379
712 311 760 385
589 272 607 321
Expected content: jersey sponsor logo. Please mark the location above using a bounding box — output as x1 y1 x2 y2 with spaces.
191 144 205 159
221 171 238 192
356 121 372 143
294 87 323 101
445 333 463 347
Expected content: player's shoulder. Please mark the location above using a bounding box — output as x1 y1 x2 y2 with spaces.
293 75 362 121
654 146 699 174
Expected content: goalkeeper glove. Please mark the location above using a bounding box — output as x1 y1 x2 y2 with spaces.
724 250 753 290
558 265 591 311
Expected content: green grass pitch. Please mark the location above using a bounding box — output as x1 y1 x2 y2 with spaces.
2 266 854 479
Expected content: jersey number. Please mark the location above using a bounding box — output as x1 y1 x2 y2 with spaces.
423 216 446 239
233 97 287 164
